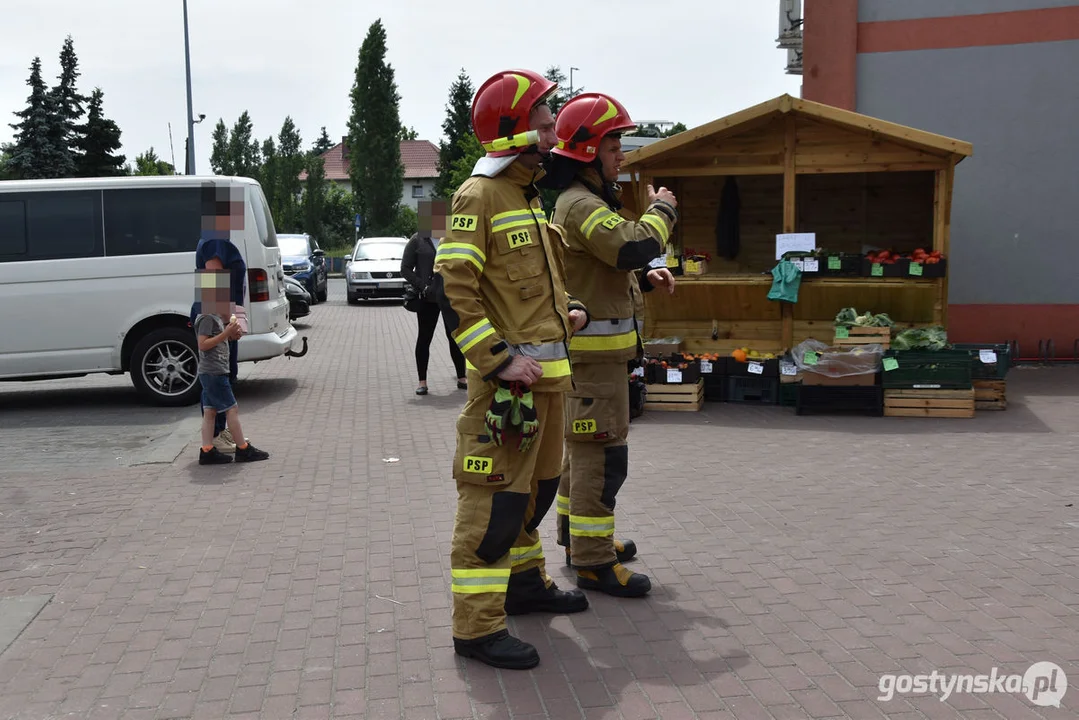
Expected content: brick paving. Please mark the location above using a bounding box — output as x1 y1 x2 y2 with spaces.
1 278 1078 719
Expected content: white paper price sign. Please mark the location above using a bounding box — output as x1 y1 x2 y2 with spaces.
791 259 805 271
748 362 764 375
780 362 798 376
701 360 713 374
803 258 819 272
979 349 998 364
667 368 683 383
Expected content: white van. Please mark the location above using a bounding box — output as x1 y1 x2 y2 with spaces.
0 175 306 406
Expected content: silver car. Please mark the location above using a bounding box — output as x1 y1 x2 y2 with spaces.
345 237 410 304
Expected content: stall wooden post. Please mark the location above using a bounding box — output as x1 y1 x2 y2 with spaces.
781 114 797 350
937 157 957 328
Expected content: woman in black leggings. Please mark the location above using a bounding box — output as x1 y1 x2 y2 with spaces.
401 231 467 395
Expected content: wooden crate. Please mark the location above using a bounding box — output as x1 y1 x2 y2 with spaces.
645 379 704 412
833 326 891 349
973 379 1007 411
884 388 975 418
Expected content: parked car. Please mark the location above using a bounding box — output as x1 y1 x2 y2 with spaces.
345 237 409 303
284 276 311 320
278 233 328 304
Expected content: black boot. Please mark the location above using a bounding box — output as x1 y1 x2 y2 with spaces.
454 629 539 670
565 538 638 566
505 567 589 616
576 562 651 598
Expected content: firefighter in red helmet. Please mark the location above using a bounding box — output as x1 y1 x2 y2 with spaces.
541 92 678 598
434 69 591 670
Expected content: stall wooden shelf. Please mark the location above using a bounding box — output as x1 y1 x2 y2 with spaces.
620 94 972 355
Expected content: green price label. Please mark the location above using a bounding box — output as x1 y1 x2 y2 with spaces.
909 262 924 276
835 327 850 339
883 357 899 371
804 351 819 366
871 263 884 277
828 256 841 270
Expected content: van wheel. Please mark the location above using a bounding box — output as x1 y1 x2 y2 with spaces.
130 327 201 406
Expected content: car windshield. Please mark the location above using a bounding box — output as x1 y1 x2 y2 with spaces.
278 236 310 257
353 242 405 260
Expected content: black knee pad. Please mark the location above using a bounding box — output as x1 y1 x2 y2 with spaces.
526 477 560 533
475 491 530 564
600 445 629 510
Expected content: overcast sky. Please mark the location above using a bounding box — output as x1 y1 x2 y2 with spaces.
2 1 802 173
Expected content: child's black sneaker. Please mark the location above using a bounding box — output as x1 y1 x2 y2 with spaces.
199 446 233 465
235 443 269 462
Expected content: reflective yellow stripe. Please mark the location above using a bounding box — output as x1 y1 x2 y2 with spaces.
555 494 570 516
569 330 638 352
580 207 609 240
456 319 496 353
451 567 511 594
569 514 615 538
492 209 537 232
510 541 544 566
436 242 486 272
538 358 571 378
640 213 670 243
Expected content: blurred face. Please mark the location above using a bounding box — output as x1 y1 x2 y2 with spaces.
196 269 234 318
417 199 448 238
598 135 626 183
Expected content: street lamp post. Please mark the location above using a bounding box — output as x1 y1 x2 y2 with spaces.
183 0 196 175
569 66 579 97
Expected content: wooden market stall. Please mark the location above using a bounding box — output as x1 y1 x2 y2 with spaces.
620 94 973 355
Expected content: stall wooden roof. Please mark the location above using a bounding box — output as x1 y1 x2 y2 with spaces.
622 94 972 177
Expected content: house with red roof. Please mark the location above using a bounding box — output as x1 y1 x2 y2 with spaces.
298 138 440 211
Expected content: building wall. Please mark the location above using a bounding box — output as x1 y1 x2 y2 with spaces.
804 1 1079 352
400 178 437 211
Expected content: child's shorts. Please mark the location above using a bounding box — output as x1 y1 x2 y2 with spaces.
199 373 237 413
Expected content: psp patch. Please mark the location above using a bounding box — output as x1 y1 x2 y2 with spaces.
507 229 532 249
601 214 625 230
451 214 478 232
463 455 492 474
572 419 597 434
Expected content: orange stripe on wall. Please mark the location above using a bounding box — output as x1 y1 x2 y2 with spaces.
949 304 1079 359
859 6 1079 54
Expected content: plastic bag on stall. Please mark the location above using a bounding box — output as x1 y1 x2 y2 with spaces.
791 338 883 377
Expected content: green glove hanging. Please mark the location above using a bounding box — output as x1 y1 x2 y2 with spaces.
485 382 517 446
486 380 540 452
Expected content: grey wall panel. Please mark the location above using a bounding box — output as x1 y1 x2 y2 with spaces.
859 0 1078 23
855 40 1079 304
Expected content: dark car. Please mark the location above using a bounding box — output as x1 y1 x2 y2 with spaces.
284 276 311 320
278 233 328 304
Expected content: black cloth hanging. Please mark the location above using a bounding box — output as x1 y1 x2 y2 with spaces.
715 176 741 261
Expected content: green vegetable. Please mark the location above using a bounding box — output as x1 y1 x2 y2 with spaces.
893 326 948 351
834 307 896 328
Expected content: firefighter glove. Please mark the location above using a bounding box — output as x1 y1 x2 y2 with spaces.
513 383 540 453
485 382 517 447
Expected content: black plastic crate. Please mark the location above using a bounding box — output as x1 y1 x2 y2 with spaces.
724 376 779 405
644 360 701 385
906 258 947 278
951 342 1010 379
861 258 908 278
725 357 780 378
796 385 884 416
881 350 973 389
818 253 862 277
779 382 799 407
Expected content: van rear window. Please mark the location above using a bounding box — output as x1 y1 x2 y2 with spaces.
249 187 278 248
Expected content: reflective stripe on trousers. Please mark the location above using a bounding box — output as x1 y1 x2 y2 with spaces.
568 514 616 538
450 567 511 594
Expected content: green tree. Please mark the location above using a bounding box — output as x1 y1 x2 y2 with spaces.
321 182 356 248
662 122 688 138
134 147 174 175
273 116 305 232
260 136 279 215
347 19 405 236
75 88 125 176
398 125 419 141
301 155 328 243
310 126 334 155
434 69 474 200
49 35 86 175
0 143 15 180
8 57 68 179
226 111 261 179
388 205 417 238
544 65 583 116
209 119 230 174
446 133 484 195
